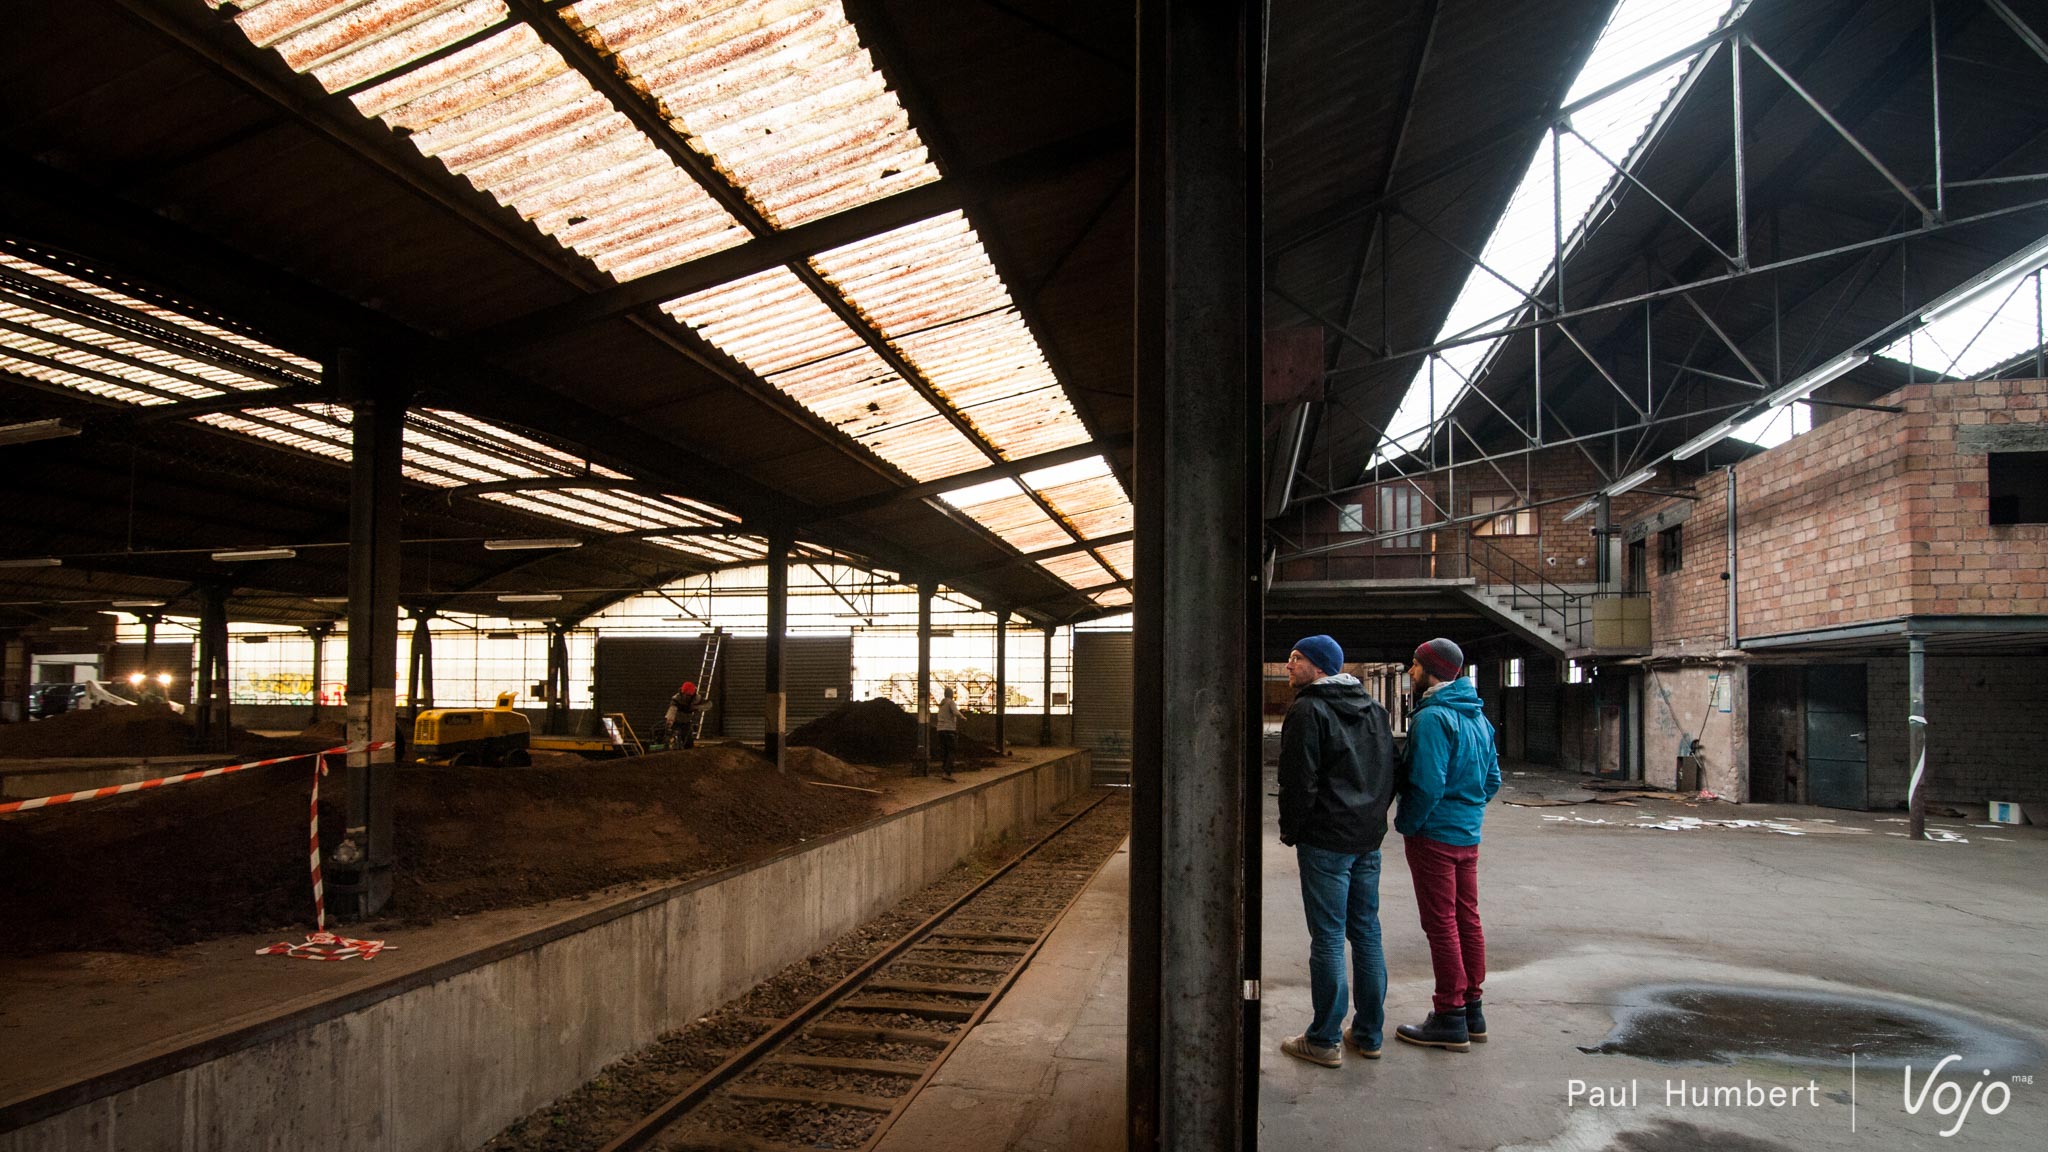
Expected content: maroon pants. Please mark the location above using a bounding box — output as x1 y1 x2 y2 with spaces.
1404 835 1485 1014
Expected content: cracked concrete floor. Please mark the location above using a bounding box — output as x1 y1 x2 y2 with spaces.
1260 758 2048 1151
872 751 2047 1151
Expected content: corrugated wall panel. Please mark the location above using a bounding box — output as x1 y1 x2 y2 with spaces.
594 636 706 743
1524 657 1561 764
1070 631 1132 763
106 643 194 705
718 636 852 742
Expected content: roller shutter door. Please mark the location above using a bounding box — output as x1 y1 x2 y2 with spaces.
719 637 853 741
594 637 706 744
106 643 194 705
1524 657 1561 764
1071 632 1133 764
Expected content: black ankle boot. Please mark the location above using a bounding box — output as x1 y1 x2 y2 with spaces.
1395 1011 1471 1051
1465 1000 1487 1042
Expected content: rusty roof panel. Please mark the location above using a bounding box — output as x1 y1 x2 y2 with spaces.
213 4 747 282
1037 550 1114 589
562 0 941 227
1093 540 1132 580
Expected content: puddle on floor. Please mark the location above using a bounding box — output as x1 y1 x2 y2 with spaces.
1579 984 2037 1071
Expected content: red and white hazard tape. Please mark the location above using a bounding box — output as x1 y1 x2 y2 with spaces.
0 741 394 815
259 750 396 962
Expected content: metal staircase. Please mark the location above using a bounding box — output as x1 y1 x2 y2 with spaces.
1453 536 1585 658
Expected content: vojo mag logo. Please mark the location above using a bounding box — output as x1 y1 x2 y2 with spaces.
1901 1055 2020 1138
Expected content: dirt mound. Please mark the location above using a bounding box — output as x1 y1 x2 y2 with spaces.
788 698 917 764
0 702 190 758
784 746 877 786
0 755 879 957
299 719 348 742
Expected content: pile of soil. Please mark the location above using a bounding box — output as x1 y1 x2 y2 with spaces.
788 699 917 764
788 699 1001 767
299 719 348 742
0 747 879 957
0 704 341 762
0 703 191 758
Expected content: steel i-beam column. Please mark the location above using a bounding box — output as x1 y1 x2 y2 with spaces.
1133 2 1264 1147
140 612 160 684
340 360 404 917
1908 632 1928 840
765 533 791 771
994 607 1009 754
406 608 435 721
307 622 330 723
917 578 934 774
544 622 569 735
1041 625 1056 746
194 585 230 752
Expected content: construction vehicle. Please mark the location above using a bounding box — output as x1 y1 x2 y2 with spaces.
413 692 532 766
414 692 648 765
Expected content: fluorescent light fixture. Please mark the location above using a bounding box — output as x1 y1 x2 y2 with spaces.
1606 468 1658 497
311 596 349 605
486 631 519 640
0 557 61 568
240 635 269 644
1560 499 1600 524
496 593 563 603
47 625 89 633
483 538 584 551
111 600 167 609
1921 233 2048 326
1766 350 1868 410
211 548 297 562
1670 417 1743 462
0 418 81 446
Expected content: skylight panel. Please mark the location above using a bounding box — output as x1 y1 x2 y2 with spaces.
211 3 749 282
1094 539 1133 580
938 476 1025 509
1723 402 1808 452
1876 274 2047 380
1372 0 1743 465
1038 551 1115 588
561 0 941 227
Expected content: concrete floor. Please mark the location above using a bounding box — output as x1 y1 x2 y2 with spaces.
882 744 2048 1151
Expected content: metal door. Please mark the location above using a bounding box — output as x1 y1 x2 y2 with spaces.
1803 664 1868 810
1071 631 1133 765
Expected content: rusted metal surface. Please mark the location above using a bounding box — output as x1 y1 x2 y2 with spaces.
215 1 748 282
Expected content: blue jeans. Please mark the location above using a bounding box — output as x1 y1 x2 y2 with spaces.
1296 843 1387 1049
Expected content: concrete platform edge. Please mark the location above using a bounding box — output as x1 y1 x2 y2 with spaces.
0 751 1092 1149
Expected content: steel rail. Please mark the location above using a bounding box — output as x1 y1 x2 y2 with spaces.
595 790 1120 1152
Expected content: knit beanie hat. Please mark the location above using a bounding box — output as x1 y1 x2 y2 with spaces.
1293 634 1344 676
1414 637 1464 682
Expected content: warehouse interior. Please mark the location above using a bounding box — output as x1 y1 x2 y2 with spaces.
4 1 2048 1150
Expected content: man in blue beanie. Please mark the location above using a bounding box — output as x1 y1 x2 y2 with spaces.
1277 633 1396 1067
1394 637 1501 1052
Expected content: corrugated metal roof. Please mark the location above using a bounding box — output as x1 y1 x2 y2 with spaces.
213 0 750 282
3 245 747 560
561 0 940 228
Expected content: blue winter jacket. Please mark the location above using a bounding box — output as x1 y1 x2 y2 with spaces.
1395 676 1501 846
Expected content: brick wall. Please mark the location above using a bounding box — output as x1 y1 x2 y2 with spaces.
1277 444 1664 584
1865 655 2048 808
1641 379 2048 648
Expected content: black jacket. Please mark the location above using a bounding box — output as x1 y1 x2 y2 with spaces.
1278 675 1396 853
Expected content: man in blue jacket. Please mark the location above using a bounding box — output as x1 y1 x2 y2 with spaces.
1394 637 1501 1052
1277 634 1396 1067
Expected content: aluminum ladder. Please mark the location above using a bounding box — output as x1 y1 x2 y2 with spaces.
689 628 724 742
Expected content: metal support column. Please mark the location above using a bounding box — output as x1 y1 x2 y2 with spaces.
140 612 160 684
193 585 230 752
916 578 934 775
1594 495 1613 587
307 622 331 723
994 607 1009 755
765 533 790 772
544 622 570 735
1908 632 1928 841
405 608 435 718
339 360 404 918
1133 2 1263 1147
1041 624 1056 746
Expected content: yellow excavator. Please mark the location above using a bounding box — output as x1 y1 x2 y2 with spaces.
412 693 644 765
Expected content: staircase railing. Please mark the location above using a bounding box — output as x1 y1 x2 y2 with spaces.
1459 534 1592 645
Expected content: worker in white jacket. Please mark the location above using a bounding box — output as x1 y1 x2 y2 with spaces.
934 684 961 780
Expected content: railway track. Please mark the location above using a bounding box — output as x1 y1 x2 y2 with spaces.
594 789 1128 1152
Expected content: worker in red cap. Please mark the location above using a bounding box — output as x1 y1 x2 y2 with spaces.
665 681 700 749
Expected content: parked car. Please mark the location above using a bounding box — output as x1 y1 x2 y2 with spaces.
28 683 86 719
